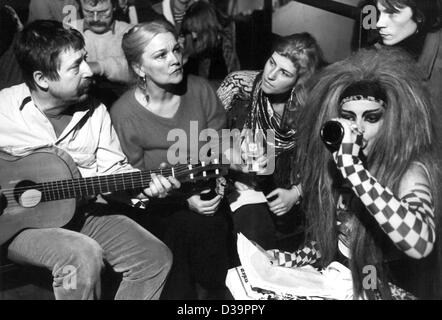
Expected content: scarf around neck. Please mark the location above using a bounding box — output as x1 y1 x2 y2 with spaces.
244 72 298 157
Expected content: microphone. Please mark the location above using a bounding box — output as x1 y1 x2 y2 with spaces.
320 120 368 165
320 120 344 153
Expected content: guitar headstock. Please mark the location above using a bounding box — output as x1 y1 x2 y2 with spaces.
173 160 229 183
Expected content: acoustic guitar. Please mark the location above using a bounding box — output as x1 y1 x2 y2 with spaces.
0 147 227 245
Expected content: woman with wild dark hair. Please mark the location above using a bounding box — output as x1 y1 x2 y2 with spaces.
270 47 442 299
373 0 442 113
217 32 325 251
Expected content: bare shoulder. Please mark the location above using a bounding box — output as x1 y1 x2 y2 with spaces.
398 162 432 198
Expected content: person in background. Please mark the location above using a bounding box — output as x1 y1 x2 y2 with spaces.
70 0 133 84
114 0 166 24
373 0 442 117
180 0 240 84
1 4 23 55
155 0 194 32
0 5 25 90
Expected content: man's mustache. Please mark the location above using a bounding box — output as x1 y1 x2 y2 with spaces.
79 78 94 93
87 22 108 27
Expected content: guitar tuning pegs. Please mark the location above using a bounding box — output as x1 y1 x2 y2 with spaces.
200 161 207 177
213 159 220 175
188 164 194 180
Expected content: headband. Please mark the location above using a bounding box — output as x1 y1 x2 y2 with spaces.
339 80 387 108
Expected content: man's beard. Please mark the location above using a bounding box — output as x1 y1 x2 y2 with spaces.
72 79 93 103
79 78 92 94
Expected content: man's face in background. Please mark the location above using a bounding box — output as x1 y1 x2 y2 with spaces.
81 0 115 34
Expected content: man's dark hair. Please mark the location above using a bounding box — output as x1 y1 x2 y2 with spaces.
375 0 442 33
14 20 85 90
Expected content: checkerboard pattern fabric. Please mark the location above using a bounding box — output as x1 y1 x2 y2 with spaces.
333 139 436 259
272 241 321 268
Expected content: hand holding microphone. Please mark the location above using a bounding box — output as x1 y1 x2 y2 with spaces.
320 120 345 153
321 119 366 151
320 119 367 166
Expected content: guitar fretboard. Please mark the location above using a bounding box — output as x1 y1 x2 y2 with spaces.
38 167 183 202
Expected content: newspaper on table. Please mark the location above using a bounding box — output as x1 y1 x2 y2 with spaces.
226 233 354 300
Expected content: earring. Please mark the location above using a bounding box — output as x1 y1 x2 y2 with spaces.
287 86 298 112
139 74 146 88
142 74 150 104
138 74 150 104
416 17 423 34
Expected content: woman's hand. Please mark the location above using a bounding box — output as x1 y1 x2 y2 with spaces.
187 193 222 216
141 173 181 198
266 187 300 216
332 118 365 156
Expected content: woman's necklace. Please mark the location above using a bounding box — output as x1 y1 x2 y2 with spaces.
247 75 297 156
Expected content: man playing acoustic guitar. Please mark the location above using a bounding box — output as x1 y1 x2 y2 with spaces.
0 20 181 300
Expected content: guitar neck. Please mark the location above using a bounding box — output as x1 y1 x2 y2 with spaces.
40 166 185 202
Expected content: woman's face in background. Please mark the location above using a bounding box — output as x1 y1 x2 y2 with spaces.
340 100 385 155
376 1 418 46
139 32 183 86
261 52 299 95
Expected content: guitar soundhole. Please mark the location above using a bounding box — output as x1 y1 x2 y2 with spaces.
14 180 41 207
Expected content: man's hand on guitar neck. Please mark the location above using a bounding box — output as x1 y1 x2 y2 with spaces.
138 173 181 199
102 172 181 206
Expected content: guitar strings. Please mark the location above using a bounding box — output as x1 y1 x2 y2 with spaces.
0 165 189 193
0 164 222 203
3 170 221 208
0 165 217 194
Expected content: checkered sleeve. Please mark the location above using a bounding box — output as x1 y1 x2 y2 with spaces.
333 137 436 259
272 241 321 268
